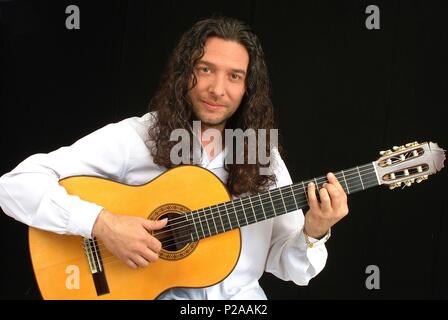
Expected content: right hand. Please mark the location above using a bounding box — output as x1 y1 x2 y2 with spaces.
92 209 168 269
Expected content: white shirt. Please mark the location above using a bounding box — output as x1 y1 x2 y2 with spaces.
0 112 328 300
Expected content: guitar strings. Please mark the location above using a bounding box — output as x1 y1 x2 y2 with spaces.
83 165 378 255
86 163 377 247
92 175 380 267
86 174 380 259
87 173 379 263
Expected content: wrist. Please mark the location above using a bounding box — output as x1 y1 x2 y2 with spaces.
303 227 331 248
92 209 111 238
303 225 327 239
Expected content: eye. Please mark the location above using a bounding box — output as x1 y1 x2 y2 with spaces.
230 73 241 81
198 66 211 73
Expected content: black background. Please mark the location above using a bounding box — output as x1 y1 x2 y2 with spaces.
0 0 447 300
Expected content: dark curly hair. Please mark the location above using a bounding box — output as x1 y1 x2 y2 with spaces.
148 16 282 196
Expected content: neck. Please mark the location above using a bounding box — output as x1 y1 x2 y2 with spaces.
183 162 379 242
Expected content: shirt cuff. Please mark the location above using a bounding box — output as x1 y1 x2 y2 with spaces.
66 200 104 238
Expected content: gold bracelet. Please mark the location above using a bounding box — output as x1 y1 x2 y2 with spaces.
303 228 331 248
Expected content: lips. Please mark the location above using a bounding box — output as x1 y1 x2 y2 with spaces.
202 101 224 108
202 100 225 108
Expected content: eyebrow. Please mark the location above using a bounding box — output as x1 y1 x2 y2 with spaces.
197 60 247 76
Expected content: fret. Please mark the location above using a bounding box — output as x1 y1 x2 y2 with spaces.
290 185 298 210
258 194 265 221
196 209 206 238
302 181 309 203
216 204 225 233
372 161 381 185
230 201 237 229
269 189 287 217
261 190 275 219
247 196 257 224
209 206 218 235
340 170 350 194
356 166 365 190
203 208 212 236
267 190 276 218
223 202 232 231
366 165 377 188
279 188 288 213
314 177 320 189
188 210 200 240
347 167 361 192
235 200 241 227
242 198 250 225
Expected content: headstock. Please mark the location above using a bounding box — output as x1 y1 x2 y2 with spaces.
374 141 446 189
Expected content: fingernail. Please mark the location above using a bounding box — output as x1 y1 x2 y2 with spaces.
328 172 334 178
308 182 314 187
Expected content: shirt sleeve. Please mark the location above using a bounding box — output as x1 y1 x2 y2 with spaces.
0 120 134 238
264 149 328 285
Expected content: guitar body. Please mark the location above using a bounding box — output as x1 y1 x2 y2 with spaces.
28 165 241 299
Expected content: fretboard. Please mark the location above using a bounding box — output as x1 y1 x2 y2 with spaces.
185 162 379 242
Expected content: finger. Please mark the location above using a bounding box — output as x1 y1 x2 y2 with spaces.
143 218 168 231
140 247 159 263
307 182 319 209
319 187 332 212
323 182 340 200
327 172 345 193
146 236 163 254
126 259 138 269
132 255 151 268
325 183 349 210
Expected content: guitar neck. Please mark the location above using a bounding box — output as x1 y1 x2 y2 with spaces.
187 162 379 241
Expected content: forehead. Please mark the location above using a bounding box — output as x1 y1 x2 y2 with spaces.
200 37 249 71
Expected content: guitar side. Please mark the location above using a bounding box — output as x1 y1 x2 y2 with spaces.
28 165 241 299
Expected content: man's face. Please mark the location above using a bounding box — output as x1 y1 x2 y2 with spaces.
188 37 249 130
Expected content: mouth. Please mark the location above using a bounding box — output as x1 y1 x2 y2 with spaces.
202 100 225 109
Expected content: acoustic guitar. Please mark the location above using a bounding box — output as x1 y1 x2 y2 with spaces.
28 141 446 299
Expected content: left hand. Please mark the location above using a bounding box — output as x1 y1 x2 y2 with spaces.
303 172 349 238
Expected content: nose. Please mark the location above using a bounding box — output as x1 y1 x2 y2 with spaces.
209 74 225 97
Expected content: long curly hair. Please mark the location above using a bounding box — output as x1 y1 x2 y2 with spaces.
148 16 282 196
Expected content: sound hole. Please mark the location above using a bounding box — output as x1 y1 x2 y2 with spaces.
154 212 189 251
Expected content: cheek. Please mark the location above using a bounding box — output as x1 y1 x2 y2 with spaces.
229 85 246 104
190 77 208 98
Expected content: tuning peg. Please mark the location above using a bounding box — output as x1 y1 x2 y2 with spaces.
380 149 392 156
392 145 407 152
405 180 412 187
416 175 428 183
405 141 419 147
389 182 402 190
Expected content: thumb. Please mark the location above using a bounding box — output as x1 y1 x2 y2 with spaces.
143 218 168 231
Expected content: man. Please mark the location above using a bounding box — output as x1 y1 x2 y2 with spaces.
0 17 348 299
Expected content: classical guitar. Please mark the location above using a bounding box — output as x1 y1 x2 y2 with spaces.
28 141 446 299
